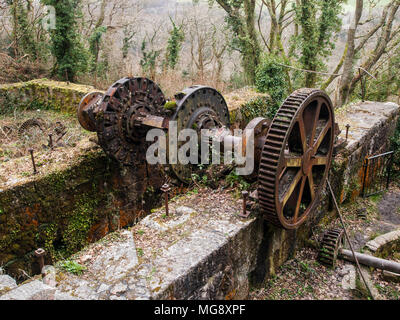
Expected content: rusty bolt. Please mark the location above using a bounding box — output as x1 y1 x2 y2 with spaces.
34 248 45 274
161 183 171 216
242 191 249 217
345 124 350 141
28 148 37 174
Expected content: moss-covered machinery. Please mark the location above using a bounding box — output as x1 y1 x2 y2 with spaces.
78 77 337 230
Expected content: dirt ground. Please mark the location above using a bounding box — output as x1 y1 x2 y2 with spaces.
250 182 400 300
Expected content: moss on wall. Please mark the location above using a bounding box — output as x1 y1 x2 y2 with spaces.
0 147 163 279
0 79 99 116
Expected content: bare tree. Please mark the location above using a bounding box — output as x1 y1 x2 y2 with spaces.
258 0 294 55
187 8 213 82
211 24 228 87
325 1 400 107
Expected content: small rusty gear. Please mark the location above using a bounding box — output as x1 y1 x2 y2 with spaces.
258 88 335 229
18 118 46 136
318 228 345 267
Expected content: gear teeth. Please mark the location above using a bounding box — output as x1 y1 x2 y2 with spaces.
96 77 166 166
318 228 345 268
258 89 316 227
257 88 334 230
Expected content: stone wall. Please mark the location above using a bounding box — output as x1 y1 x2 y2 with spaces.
0 80 165 279
0 79 98 115
0 143 165 278
332 101 399 203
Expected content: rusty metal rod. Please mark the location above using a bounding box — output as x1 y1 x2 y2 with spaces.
164 192 169 216
28 148 37 174
327 180 374 299
49 133 53 149
339 249 400 274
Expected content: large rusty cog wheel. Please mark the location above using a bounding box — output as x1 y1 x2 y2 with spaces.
170 86 230 183
258 88 335 229
318 228 345 267
96 77 166 165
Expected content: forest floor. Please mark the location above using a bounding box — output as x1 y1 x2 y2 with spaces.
250 181 400 300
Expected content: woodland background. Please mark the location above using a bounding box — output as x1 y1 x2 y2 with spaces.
0 0 399 111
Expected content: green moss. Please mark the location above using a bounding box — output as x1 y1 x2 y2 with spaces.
164 101 177 110
62 194 99 255
0 149 111 274
0 79 98 116
58 260 86 275
240 97 271 123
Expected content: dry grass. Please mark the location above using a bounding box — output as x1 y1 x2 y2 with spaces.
0 109 96 187
0 53 49 84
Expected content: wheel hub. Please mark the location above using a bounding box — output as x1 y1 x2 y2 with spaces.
302 148 314 175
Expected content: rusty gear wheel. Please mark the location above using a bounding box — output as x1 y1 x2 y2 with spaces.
170 85 230 182
96 77 166 165
258 88 335 229
318 228 345 267
18 118 46 136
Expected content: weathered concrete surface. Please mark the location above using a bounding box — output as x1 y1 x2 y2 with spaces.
48 194 264 300
0 275 17 292
336 101 399 153
0 278 78 300
333 101 399 203
365 229 400 256
340 264 356 290
0 280 57 300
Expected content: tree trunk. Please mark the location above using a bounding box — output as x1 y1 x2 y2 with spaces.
336 0 363 107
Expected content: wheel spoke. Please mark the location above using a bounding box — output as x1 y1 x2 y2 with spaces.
310 99 322 148
293 176 307 223
284 156 302 168
280 170 302 207
298 118 307 153
313 122 331 152
312 156 328 166
307 172 316 201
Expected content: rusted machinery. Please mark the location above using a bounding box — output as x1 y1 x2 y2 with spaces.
78 77 337 230
319 228 400 274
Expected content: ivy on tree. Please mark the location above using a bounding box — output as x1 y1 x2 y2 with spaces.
211 0 261 85
88 26 107 73
293 0 343 87
255 55 289 118
8 0 47 61
41 0 88 82
165 18 185 70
